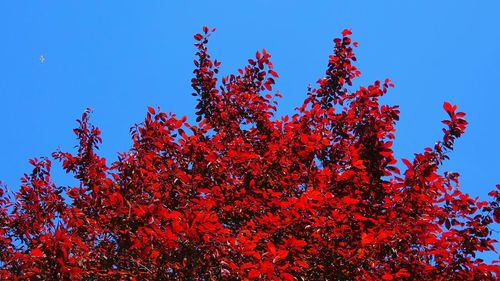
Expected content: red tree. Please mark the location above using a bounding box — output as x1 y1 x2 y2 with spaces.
1 27 499 280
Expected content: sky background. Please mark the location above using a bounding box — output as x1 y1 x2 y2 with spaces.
1 1 499 260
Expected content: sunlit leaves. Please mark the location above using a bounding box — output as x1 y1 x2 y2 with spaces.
0 27 498 280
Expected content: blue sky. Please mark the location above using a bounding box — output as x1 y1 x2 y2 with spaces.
1 1 499 259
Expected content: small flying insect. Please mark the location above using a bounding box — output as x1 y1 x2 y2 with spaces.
39 55 45 64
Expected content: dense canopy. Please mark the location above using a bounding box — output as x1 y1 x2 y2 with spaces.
0 27 498 280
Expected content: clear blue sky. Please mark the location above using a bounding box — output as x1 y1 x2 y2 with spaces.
1 1 499 259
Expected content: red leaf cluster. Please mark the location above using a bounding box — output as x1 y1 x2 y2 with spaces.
0 27 498 280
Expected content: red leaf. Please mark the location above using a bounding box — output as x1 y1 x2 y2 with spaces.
443 102 457 116
296 260 309 268
151 250 160 259
194 34 203 41
402 158 412 169
147 106 155 115
396 269 411 278
178 129 188 140
342 196 359 205
268 70 279 78
353 159 365 169
443 101 452 112
67 188 79 199
264 83 272 91
281 272 294 280
300 134 309 144
361 233 374 246
291 239 307 247
382 273 393 280
342 28 352 36
277 249 289 259
248 269 260 279
267 242 276 256
31 248 44 258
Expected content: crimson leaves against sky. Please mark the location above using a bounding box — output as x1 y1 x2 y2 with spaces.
0 27 498 280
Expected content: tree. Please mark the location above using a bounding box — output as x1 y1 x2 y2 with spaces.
0 27 498 280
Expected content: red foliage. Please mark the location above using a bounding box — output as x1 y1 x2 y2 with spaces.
1 27 499 280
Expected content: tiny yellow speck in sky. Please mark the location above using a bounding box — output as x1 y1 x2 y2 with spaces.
39 55 45 64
